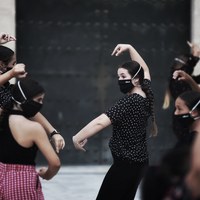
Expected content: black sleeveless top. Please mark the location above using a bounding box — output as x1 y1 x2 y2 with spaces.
0 110 38 165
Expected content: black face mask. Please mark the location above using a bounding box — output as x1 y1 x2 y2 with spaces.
1 67 12 74
173 99 200 139
118 79 134 94
21 100 42 118
5 67 12 72
172 113 194 139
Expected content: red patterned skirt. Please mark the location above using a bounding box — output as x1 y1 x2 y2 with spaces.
0 162 44 200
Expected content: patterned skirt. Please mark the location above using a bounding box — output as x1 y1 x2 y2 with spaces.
0 162 44 200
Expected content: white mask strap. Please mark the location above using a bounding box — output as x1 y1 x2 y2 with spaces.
132 65 142 80
174 58 186 65
189 99 200 114
17 81 27 101
11 96 22 105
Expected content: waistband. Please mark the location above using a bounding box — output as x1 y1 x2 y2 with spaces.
112 154 149 166
0 162 36 172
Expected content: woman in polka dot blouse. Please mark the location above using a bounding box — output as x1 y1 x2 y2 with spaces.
73 44 158 200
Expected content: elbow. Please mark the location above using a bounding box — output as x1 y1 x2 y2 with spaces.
96 122 106 129
54 158 61 169
96 114 110 129
50 158 61 171
46 159 61 180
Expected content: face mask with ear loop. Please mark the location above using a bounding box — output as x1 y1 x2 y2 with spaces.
12 81 43 118
174 58 187 65
173 99 200 137
118 65 142 94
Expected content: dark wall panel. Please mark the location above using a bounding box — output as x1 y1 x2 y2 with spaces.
16 0 191 165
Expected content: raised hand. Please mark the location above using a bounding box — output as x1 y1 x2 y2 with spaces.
173 70 200 92
187 41 200 57
0 32 16 44
11 63 28 78
111 44 131 56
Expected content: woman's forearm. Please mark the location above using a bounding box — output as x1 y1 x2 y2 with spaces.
73 114 111 151
128 45 150 79
75 114 111 140
32 112 55 134
0 71 13 86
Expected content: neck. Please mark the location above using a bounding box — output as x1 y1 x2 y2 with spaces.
128 86 142 95
191 118 200 132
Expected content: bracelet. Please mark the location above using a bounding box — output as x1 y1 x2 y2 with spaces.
50 130 60 138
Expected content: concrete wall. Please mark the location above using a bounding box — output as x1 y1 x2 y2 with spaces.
1 0 200 164
0 0 199 57
191 0 200 74
0 0 15 50
191 0 200 42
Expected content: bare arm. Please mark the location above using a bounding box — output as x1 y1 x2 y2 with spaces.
72 113 111 151
11 118 61 180
31 112 65 153
33 124 61 180
173 70 200 92
111 44 151 80
0 64 27 86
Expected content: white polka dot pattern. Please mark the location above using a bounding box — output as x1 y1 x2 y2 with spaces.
105 79 151 162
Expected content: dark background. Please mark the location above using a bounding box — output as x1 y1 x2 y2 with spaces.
16 0 191 165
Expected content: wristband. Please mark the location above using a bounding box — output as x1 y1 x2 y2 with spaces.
50 130 60 138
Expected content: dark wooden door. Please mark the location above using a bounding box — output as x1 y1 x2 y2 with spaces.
16 0 191 165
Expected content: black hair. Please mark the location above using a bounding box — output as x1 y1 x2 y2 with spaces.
178 90 200 112
120 60 144 82
11 78 45 103
162 53 200 109
0 45 14 65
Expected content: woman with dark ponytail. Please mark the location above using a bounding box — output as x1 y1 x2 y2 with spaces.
0 78 61 199
0 33 65 153
72 44 157 200
113 44 158 137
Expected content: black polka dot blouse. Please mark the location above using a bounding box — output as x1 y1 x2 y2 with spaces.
0 83 13 110
105 79 152 163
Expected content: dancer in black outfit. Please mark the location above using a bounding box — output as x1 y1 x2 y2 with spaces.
73 44 157 200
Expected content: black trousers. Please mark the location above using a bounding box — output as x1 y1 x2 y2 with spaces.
96 157 148 200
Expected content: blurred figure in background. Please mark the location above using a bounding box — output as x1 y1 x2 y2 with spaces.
142 90 200 200
163 41 200 109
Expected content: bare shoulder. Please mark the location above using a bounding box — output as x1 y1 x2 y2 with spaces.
9 115 46 140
